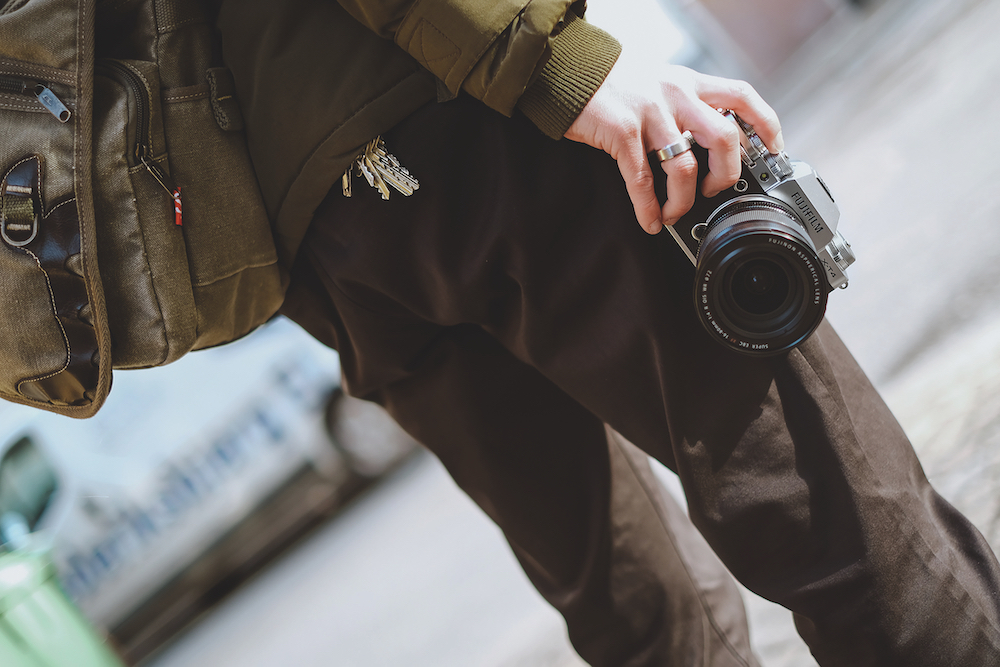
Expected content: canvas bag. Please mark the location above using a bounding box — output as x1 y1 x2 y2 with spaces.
0 0 284 418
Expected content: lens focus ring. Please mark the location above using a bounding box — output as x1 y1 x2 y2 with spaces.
692 196 828 355
703 198 803 244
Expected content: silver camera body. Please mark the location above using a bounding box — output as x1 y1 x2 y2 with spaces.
657 112 855 355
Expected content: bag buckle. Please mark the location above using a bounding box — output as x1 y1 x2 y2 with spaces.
1 157 41 247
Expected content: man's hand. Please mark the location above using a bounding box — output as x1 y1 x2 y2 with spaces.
565 49 783 235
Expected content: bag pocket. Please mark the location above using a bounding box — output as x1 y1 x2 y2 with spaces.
160 67 282 352
92 58 197 368
0 61 101 408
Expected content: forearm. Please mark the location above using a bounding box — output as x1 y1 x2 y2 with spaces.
335 0 619 136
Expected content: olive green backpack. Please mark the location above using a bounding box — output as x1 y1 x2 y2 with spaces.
0 0 284 417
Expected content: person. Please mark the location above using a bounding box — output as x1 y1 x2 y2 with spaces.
217 0 1000 664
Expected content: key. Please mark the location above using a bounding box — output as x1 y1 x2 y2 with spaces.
357 156 376 189
342 169 353 197
373 155 419 194
371 138 419 191
341 136 419 199
369 153 414 194
362 154 391 200
374 163 416 196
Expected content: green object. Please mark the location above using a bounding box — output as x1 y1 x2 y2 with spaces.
0 550 124 667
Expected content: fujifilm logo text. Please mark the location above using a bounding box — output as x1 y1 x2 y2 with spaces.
792 191 824 235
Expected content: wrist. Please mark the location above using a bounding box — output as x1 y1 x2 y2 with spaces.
517 14 621 140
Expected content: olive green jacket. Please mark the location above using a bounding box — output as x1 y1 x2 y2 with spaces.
216 0 620 268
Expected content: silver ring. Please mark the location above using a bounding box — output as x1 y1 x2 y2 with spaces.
654 131 693 162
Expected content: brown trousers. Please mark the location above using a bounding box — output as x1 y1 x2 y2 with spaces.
281 95 1000 666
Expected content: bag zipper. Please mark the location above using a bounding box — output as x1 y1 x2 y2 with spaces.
95 60 183 225
0 75 72 122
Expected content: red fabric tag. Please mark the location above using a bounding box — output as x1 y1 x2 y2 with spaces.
173 188 182 226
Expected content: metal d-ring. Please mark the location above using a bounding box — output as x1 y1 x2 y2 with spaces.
1 186 39 247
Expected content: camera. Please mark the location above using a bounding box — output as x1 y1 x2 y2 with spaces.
653 111 855 356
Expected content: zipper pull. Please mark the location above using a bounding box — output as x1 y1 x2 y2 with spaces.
34 84 72 123
140 154 183 226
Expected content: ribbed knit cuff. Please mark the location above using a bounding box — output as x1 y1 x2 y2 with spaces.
517 14 621 140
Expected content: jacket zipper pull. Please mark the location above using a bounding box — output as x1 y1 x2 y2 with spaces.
33 84 72 123
140 154 183 226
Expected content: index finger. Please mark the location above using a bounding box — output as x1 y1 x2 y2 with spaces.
695 75 784 153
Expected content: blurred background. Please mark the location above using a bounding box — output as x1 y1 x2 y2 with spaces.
3 0 1000 665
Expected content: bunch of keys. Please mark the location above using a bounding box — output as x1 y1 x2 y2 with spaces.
342 136 419 200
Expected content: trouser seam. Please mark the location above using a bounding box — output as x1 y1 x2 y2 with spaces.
609 429 754 667
796 345 1000 653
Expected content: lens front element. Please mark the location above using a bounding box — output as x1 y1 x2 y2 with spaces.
694 197 827 355
729 257 791 317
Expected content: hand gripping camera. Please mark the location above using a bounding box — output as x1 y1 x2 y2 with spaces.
654 112 855 356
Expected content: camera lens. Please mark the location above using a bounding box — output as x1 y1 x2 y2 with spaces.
693 197 828 355
729 258 789 316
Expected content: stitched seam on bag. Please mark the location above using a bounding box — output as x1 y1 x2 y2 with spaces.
14 248 72 394
126 153 168 177
192 257 279 288
162 91 208 103
78 0 110 397
47 198 76 216
0 90 72 115
157 17 205 34
407 20 460 83
0 99 44 113
0 63 76 87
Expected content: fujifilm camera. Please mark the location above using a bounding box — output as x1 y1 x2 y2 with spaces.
654 111 855 356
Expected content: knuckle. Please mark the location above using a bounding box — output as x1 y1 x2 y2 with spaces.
633 167 656 193
730 79 755 103
659 76 691 107
620 115 642 140
718 122 740 151
625 160 659 199
671 154 699 181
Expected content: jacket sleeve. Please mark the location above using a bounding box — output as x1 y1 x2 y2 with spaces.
335 0 620 138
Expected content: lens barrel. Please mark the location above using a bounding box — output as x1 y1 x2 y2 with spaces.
693 198 827 355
